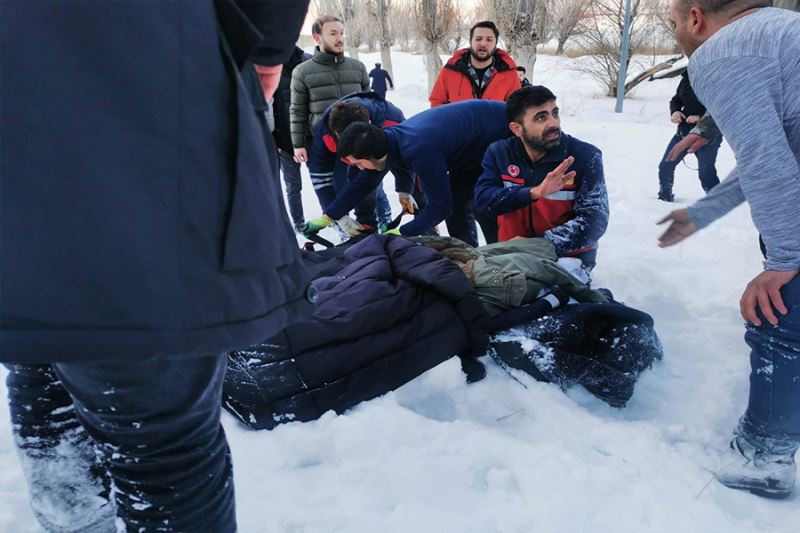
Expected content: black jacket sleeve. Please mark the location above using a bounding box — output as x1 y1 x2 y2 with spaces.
218 0 310 67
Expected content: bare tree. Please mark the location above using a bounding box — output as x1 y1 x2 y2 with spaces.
483 0 549 76
391 1 418 51
550 0 589 55
415 0 456 92
443 2 470 54
575 0 655 96
368 0 396 79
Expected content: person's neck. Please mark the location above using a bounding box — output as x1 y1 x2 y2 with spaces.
705 6 763 36
524 144 546 163
470 54 493 70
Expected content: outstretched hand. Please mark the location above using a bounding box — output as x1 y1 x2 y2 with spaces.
667 133 709 161
657 209 698 247
740 269 799 326
531 156 576 200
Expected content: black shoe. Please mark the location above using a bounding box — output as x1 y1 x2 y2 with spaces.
657 191 674 202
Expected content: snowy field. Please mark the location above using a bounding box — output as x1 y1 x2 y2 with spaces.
2 51 798 533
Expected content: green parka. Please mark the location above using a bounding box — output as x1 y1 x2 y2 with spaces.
289 47 369 148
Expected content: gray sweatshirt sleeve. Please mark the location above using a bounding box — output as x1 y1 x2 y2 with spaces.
689 55 800 271
686 165 745 229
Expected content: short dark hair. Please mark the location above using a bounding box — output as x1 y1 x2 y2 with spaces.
506 86 557 123
312 15 342 35
516 66 526 74
469 20 500 41
328 102 370 137
674 0 769 15
375 62 381 67
337 122 388 160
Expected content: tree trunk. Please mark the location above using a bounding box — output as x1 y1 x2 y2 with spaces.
423 42 443 93
348 45 360 60
556 37 567 55
380 47 394 82
515 44 539 80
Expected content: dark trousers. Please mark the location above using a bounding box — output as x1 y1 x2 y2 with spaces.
658 128 722 194
448 168 498 246
5 354 235 532
278 149 305 228
737 274 800 455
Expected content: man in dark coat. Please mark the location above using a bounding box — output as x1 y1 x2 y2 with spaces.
305 101 512 246
369 62 395 98
273 46 313 230
0 2 310 531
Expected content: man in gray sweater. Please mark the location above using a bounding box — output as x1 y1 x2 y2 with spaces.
658 1 800 498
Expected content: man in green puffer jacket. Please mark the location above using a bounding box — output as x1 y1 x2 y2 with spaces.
290 15 370 164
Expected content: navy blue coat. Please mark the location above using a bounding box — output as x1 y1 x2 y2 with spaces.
369 68 394 94
0 1 313 363
223 235 490 428
326 100 512 235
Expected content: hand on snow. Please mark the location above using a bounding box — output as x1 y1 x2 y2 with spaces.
740 269 799 327
301 215 333 237
656 209 697 247
398 192 418 214
531 156 575 200
670 111 686 124
335 215 367 237
667 133 709 161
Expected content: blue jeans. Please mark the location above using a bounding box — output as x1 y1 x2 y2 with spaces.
736 274 800 455
658 129 722 193
279 149 304 227
5 354 235 532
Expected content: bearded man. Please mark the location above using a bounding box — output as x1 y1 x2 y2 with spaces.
474 86 609 269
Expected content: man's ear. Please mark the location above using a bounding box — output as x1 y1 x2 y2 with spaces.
312 33 322 46
688 6 705 36
509 122 523 138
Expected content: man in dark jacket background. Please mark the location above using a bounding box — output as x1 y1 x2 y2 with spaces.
0 2 310 531
369 62 395 98
474 86 609 269
273 46 312 230
657 71 721 202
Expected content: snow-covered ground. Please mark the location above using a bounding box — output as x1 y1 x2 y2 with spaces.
2 51 797 533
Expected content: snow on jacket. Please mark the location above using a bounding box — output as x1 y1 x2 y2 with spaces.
1 2 312 363
325 100 513 236
474 134 609 256
429 48 521 107
223 234 490 428
290 47 370 148
307 91 412 209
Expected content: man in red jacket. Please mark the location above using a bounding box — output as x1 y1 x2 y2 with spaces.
429 20 521 107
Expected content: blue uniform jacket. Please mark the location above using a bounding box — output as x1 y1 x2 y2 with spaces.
474 134 608 255
307 91 411 209
326 100 512 235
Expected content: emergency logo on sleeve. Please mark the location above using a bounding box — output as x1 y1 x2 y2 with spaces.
507 165 520 177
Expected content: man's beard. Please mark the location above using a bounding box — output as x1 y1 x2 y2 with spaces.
523 127 561 152
322 42 344 55
471 46 494 61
